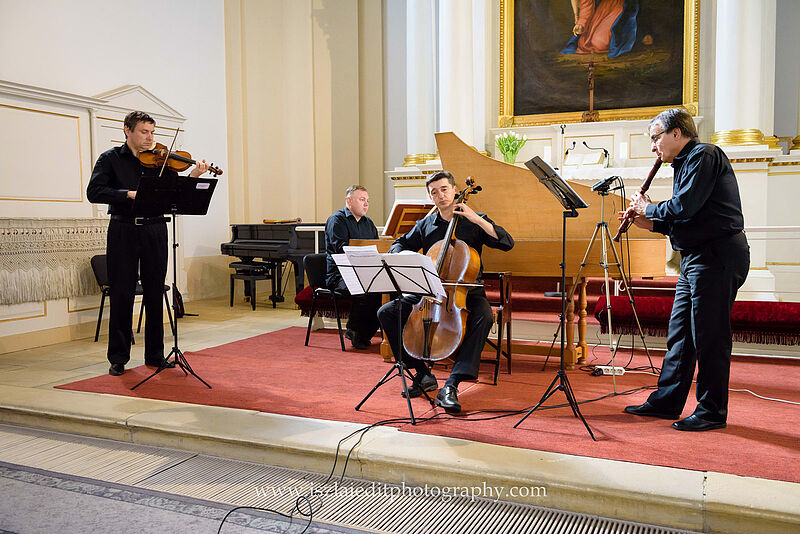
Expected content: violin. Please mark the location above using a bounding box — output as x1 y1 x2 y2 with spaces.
402 177 483 361
137 142 223 176
612 156 661 241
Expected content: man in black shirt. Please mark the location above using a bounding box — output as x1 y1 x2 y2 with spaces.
622 108 750 431
87 111 209 376
377 171 514 414
324 185 381 350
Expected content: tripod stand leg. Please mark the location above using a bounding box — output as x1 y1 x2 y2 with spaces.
355 364 397 411
173 348 212 389
513 372 560 428
543 318 561 371
602 224 656 373
561 372 596 440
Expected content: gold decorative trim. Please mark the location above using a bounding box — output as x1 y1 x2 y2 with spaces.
766 262 800 266
749 267 768 270
403 153 438 167
499 0 513 125
729 157 773 163
769 161 800 167
711 129 766 146
499 0 699 127
389 175 428 181
763 135 781 149
792 135 800 151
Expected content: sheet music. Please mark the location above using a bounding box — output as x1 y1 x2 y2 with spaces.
332 246 444 297
331 253 366 294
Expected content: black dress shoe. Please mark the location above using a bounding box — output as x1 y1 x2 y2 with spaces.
672 414 726 432
436 385 461 414
345 329 370 350
145 358 176 368
624 402 681 420
401 373 438 398
109 364 125 376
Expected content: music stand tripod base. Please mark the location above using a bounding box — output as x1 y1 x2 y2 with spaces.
129 178 216 391
519 157 596 441
353 258 438 425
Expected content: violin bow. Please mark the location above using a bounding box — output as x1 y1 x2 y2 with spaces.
157 127 181 179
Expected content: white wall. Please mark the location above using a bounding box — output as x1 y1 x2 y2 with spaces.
0 0 229 263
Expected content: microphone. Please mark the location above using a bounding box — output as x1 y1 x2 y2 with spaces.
583 140 609 159
564 141 576 156
591 175 620 192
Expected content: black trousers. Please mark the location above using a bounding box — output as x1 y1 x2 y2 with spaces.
647 231 750 422
106 220 168 365
377 288 493 380
333 279 381 342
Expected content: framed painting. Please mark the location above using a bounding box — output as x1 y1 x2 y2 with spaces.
499 0 699 127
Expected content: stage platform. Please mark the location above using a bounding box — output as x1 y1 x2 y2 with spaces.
0 297 798 534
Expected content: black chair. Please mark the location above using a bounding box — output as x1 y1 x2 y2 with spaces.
303 253 350 352
90 254 174 342
482 271 513 385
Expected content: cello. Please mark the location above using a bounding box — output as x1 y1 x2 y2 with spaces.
402 177 483 361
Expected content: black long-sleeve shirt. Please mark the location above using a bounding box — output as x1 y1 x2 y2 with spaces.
390 211 514 280
646 139 744 252
87 143 179 218
325 207 379 287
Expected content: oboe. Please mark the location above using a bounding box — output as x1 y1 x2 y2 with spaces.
612 157 662 242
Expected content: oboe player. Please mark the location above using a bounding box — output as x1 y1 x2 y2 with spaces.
621 108 749 431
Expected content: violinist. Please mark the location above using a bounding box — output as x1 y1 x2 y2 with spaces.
377 171 514 413
87 110 210 376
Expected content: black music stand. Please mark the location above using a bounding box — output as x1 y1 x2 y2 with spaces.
347 252 442 424
130 174 218 391
514 157 596 440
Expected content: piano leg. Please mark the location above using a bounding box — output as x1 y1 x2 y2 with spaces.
268 261 285 308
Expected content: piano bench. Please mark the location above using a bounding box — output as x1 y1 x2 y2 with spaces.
229 261 276 310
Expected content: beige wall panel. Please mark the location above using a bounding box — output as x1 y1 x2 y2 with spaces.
312 0 360 220
0 302 46 323
0 106 83 202
358 0 385 221
629 132 655 160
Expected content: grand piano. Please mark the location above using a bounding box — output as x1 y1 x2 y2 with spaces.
221 222 325 304
433 132 667 367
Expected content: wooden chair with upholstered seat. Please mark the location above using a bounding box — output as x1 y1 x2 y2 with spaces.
482 271 512 385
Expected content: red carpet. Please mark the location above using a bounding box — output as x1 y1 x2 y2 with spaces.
57 327 800 483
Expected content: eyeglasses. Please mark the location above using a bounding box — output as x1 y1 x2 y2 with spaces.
650 130 668 143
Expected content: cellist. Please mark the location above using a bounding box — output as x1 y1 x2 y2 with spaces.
377 171 514 414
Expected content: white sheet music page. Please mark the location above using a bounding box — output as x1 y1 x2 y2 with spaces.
382 252 445 297
344 245 385 294
331 253 365 294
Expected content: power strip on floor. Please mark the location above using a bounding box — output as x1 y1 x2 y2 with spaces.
594 365 625 376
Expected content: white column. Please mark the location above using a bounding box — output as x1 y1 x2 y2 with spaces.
714 0 776 139
406 0 437 160
438 0 476 147
714 1 779 299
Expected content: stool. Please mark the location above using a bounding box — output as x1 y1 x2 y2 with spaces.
229 261 274 310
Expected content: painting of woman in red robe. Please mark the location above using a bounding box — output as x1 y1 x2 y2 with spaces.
561 0 639 58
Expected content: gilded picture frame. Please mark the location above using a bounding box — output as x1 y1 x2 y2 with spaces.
499 0 700 127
